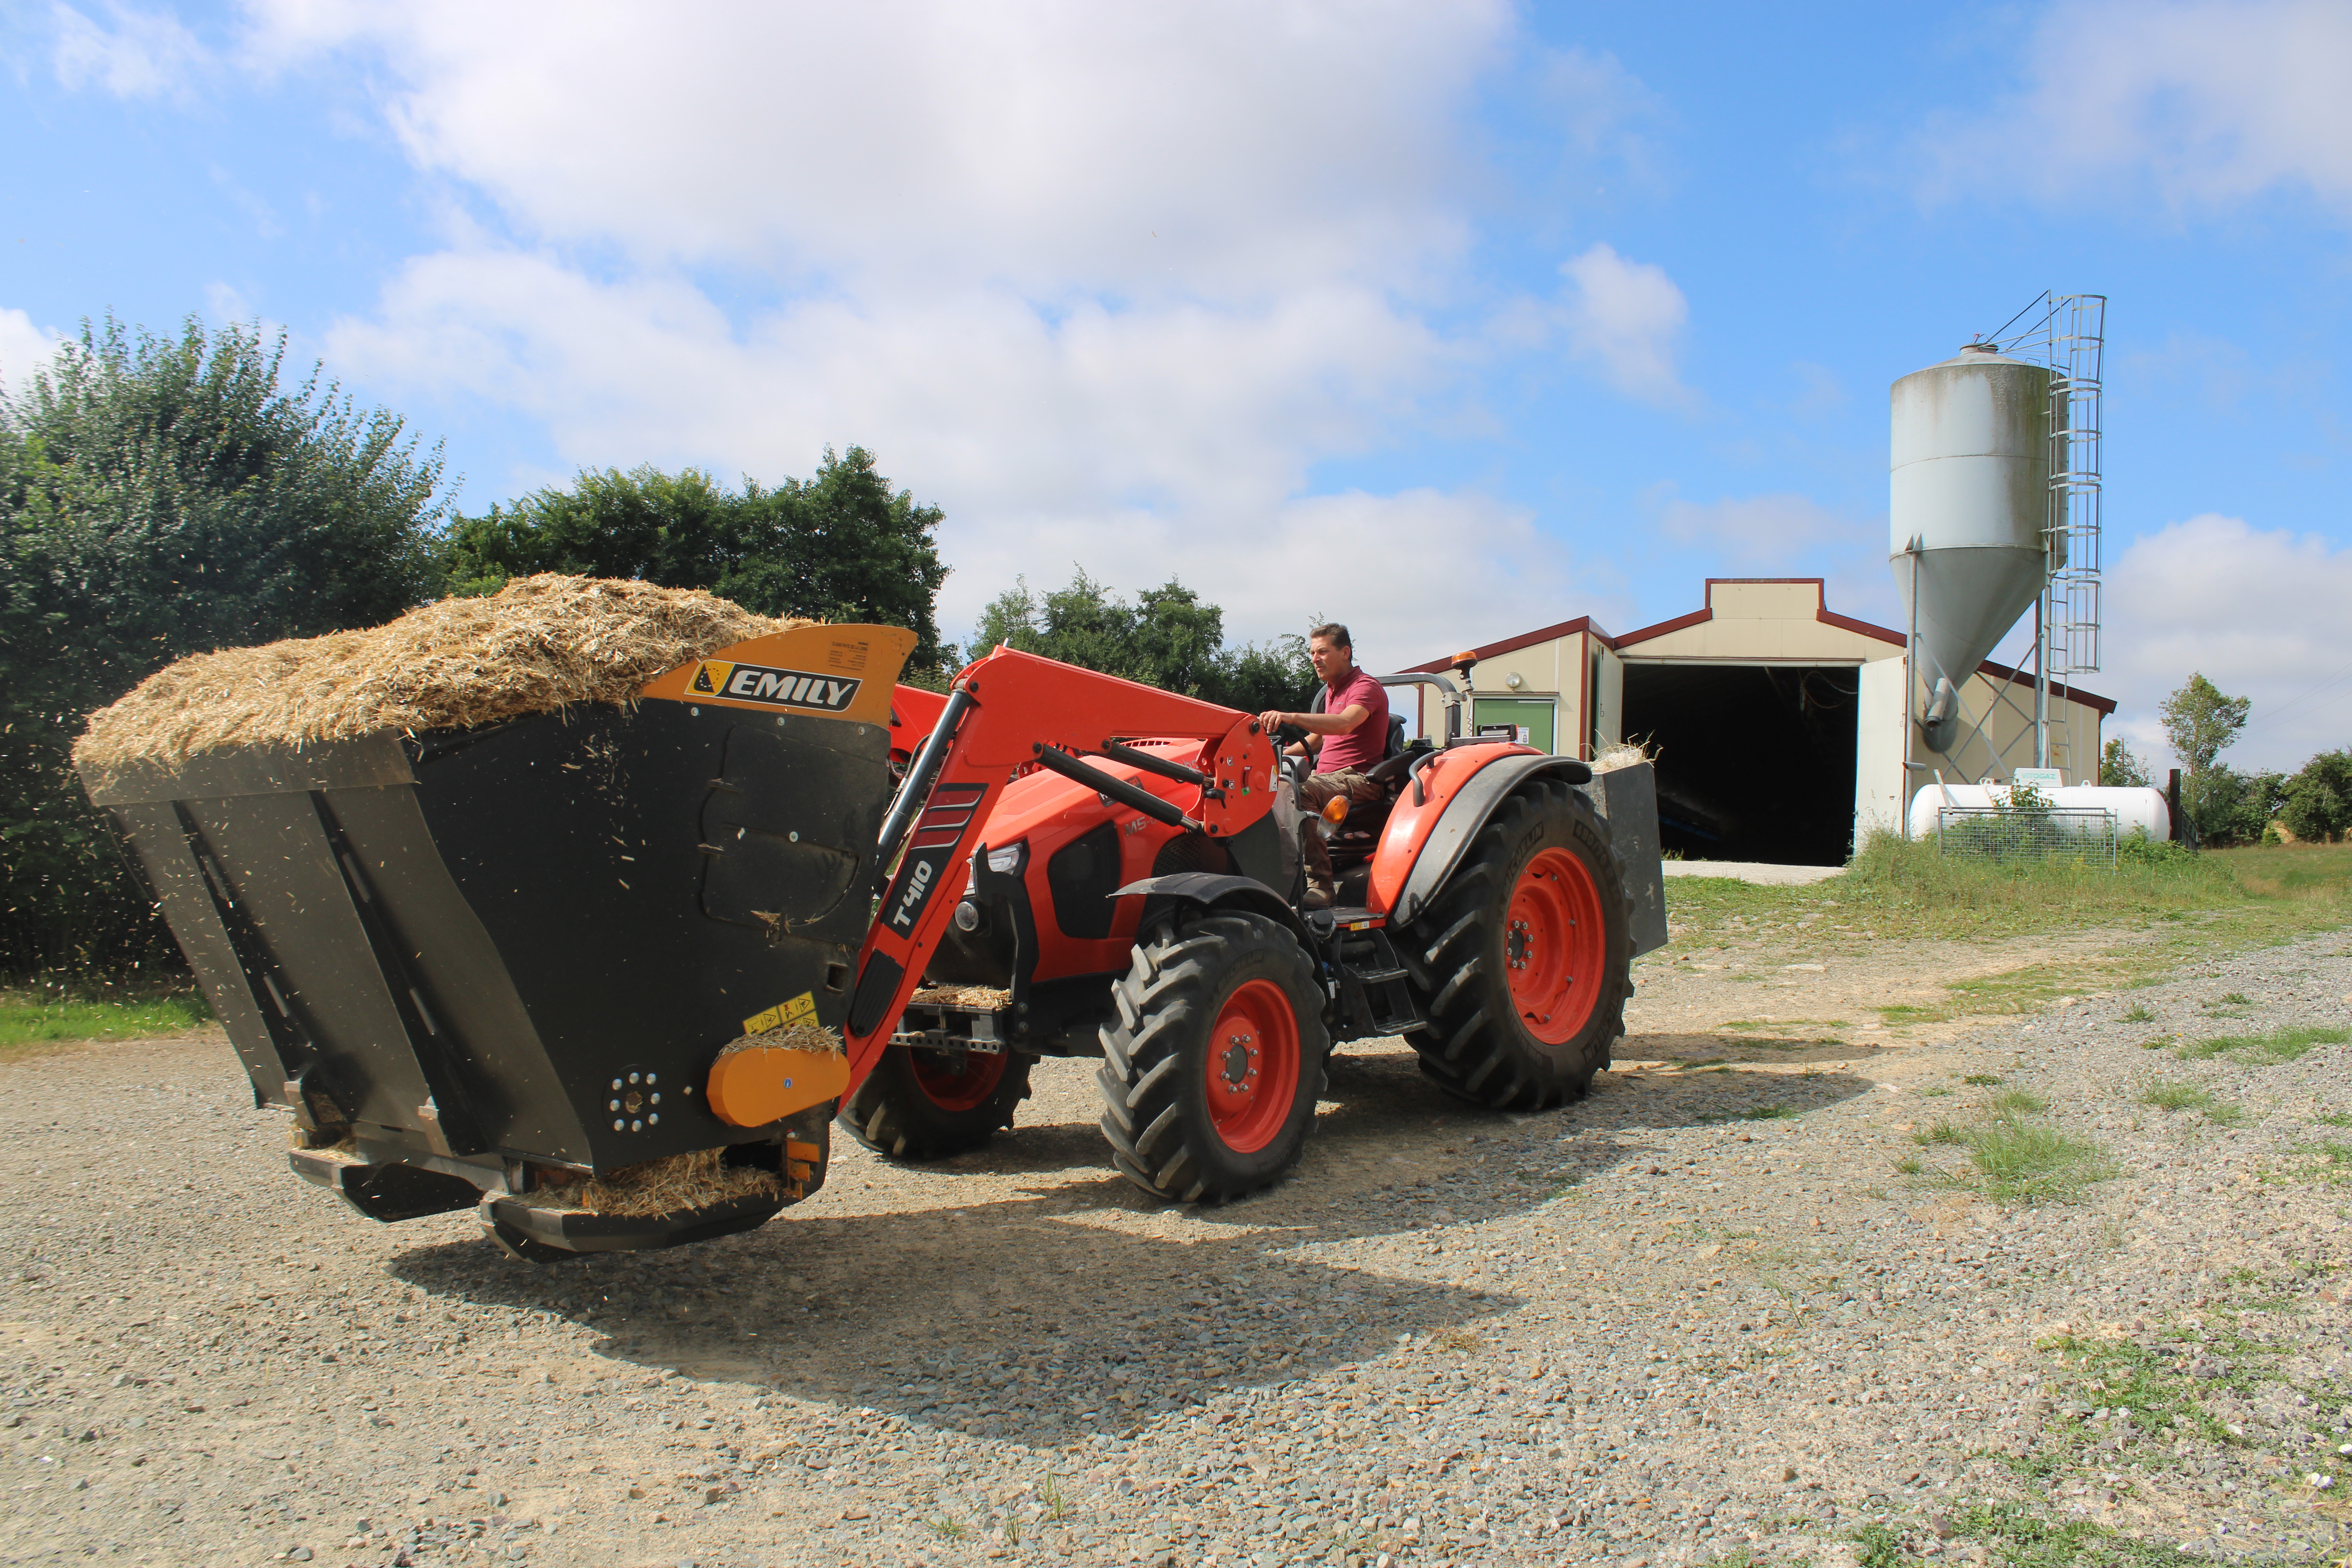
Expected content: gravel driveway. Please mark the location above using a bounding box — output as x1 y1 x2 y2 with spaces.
4 932 2347 1568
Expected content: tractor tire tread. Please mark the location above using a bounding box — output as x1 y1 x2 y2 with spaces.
1399 779 1632 1111
1094 908 1327 1203
837 1046 1033 1161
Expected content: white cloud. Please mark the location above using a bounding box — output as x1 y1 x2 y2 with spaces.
1535 44 1670 191
265 3 1681 663
0 308 65 396
1653 487 1864 568
50 2 208 101
243 0 1508 295
1919 0 2352 219
2105 513 2352 771
324 249 1449 551
1557 243 1690 406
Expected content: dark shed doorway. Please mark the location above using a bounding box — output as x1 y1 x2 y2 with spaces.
1620 663 1859 866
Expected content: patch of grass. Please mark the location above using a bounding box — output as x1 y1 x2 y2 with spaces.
2179 1024 2351 1063
0 989 211 1054
2283 1140 2352 1186
1945 1499 2219 1567
1989 1088 2049 1115
1919 1085 1953 1096
1697 1550 1767 1568
2136 1080 2215 1112
2045 1334 2225 1443
1699 1102 1804 1124
2201 1102 2248 1128
1667 838 2352 1018
928 1517 967 1541
1965 1119 2118 1204
2120 1002 2156 1023
1851 1521 1907 1568
2315 1111 2352 1127
1436 1328 1484 1352
2217 991 2251 1005
1963 1073 2004 1086
1894 1156 1924 1175
1913 1120 1967 1146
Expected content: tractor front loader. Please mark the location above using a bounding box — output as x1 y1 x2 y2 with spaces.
86 624 1664 1259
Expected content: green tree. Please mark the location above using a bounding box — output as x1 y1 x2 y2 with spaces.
2188 763 2288 846
2098 738 2153 788
2159 673 2252 835
2280 749 2352 843
2 315 450 975
969 569 1313 715
441 447 953 673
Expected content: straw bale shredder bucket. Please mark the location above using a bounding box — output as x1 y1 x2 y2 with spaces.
80 625 918 1259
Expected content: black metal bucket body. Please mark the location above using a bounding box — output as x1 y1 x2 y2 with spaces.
1573 761 1669 958
86 681 899 1189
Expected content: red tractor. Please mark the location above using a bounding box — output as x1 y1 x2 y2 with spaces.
840 645 1665 1202
88 616 1662 1258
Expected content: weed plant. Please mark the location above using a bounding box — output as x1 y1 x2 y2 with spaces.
2179 1025 2350 1063
1966 1120 2118 1203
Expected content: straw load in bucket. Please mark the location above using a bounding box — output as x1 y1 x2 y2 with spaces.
83 575 835 1222
74 573 811 774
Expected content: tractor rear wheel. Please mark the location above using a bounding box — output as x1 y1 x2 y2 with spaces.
1400 777 1630 1110
838 1044 1032 1160
1096 909 1328 1202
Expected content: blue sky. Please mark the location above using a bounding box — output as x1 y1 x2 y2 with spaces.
5 1 2349 770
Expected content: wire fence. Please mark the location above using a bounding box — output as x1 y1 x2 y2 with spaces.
1936 806 2118 867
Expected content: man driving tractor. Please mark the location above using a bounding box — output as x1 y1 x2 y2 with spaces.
1258 622 1389 909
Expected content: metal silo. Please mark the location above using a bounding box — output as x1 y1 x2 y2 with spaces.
1889 343 2059 752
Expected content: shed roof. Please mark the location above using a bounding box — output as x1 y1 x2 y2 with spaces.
1404 577 2114 714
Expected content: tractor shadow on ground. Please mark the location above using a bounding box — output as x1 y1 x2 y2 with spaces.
387 1184 1521 1450
385 1041 1874 1450
1619 1029 1898 1067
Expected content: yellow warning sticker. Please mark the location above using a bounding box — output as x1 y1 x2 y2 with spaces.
689 660 734 697
742 991 818 1036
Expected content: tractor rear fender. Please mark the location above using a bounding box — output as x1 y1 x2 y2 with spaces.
1109 873 1310 946
1381 753 1595 927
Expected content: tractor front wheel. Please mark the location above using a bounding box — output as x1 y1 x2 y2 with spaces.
838 1044 1033 1160
1400 777 1631 1110
1096 909 1328 1202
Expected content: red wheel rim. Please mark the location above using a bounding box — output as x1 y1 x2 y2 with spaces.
1202 978 1301 1154
907 1045 1008 1113
1504 846 1607 1045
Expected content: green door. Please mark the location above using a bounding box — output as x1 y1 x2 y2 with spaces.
1472 698 1557 754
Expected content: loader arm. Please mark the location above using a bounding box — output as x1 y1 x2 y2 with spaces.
840 647 1279 1084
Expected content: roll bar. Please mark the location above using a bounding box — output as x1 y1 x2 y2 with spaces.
1376 671 1468 740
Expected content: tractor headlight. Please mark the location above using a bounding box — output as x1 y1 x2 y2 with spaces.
985 841 1028 875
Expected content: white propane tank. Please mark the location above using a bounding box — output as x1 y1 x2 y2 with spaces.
1906 783 2170 843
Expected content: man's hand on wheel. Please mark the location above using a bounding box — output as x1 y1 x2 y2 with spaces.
1257 709 1291 735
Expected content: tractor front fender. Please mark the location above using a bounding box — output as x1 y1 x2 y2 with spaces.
1388 754 1595 927
1110 872 1310 945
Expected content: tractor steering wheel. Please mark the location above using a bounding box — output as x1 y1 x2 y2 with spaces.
1272 722 1314 785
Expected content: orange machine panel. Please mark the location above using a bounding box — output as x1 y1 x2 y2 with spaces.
639 623 915 729
1365 741 1545 915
